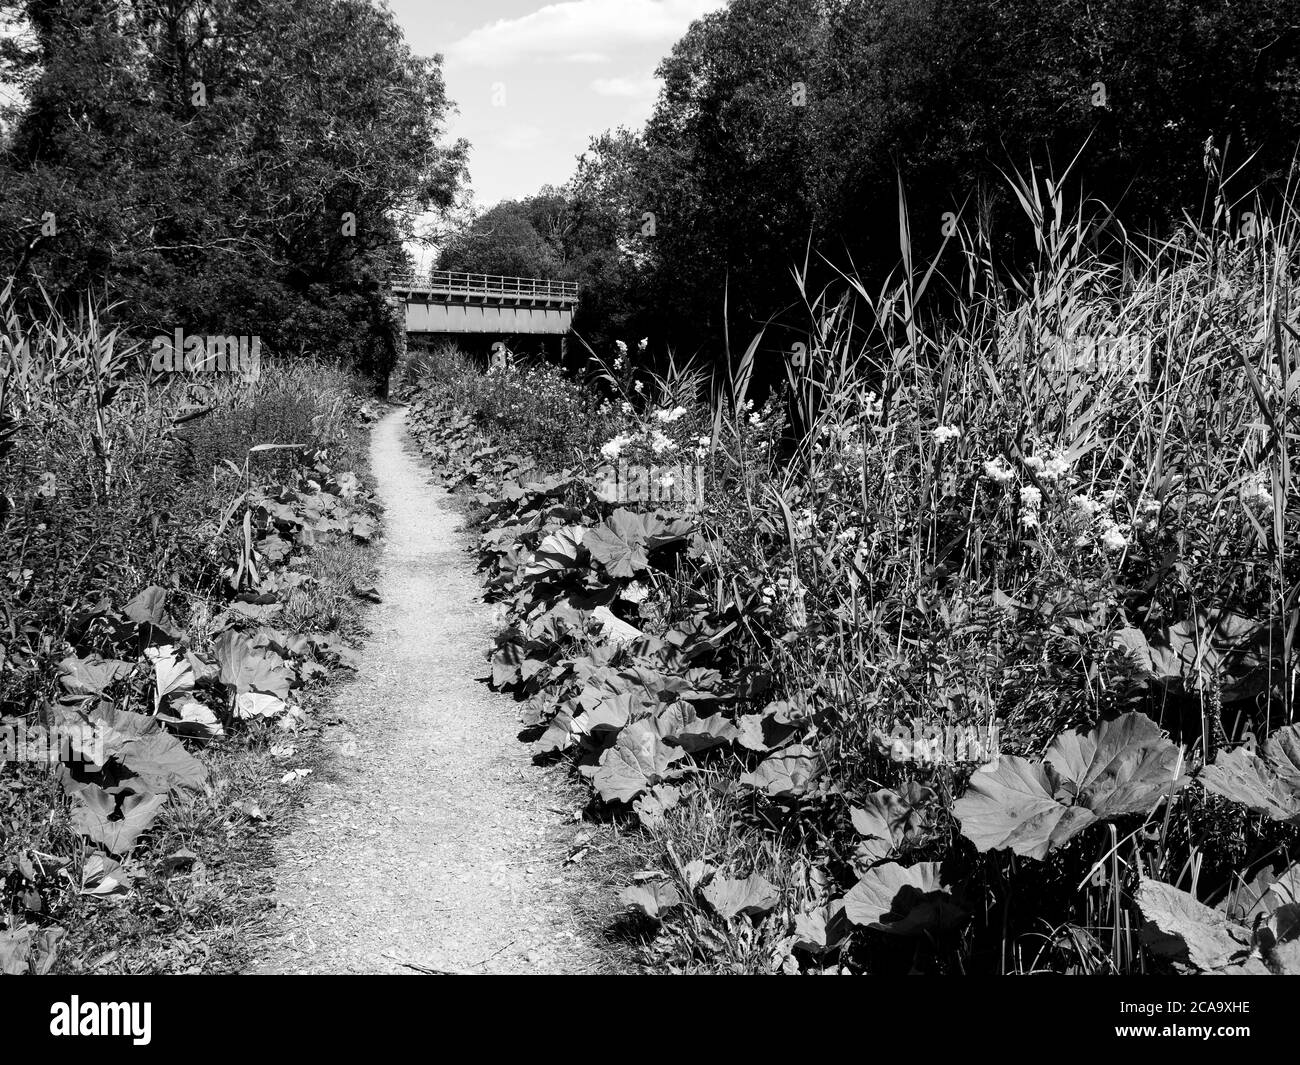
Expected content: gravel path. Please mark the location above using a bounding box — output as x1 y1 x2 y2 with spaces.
253 407 599 975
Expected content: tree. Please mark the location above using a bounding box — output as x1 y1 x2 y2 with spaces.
0 0 467 380
561 0 1300 359
437 200 562 278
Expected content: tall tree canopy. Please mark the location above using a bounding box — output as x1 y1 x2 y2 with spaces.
500 0 1300 360
0 0 467 377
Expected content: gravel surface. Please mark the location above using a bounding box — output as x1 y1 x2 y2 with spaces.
252 407 600 974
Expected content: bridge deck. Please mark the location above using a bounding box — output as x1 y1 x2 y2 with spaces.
392 270 579 305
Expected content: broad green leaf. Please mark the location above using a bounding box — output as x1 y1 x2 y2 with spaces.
148 645 194 712
117 732 208 792
1044 711 1186 816
851 785 934 859
123 585 170 626
58 655 135 696
520 525 586 580
953 757 1096 859
213 630 291 699
739 745 818 799
842 862 967 936
703 873 780 919
70 784 167 854
955 713 1184 859
1136 878 1260 973
1201 726 1300 821
591 720 685 803
585 509 650 578
620 881 682 919
234 692 287 720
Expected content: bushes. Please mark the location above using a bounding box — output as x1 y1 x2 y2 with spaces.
0 282 379 973
407 164 1300 974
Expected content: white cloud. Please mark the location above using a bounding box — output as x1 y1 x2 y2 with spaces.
590 76 659 99
446 0 726 68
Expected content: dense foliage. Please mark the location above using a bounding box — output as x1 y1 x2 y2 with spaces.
0 286 381 973
405 168 1300 974
435 0 1300 361
0 0 466 379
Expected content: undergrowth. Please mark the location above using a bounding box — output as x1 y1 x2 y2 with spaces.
0 284 383 974
405 161 1300 975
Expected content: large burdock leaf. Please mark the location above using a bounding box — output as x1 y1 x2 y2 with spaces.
1201 725 1300 821
791 903 847 955
1136 878 1260 973
491 637 525 688
234 691 287 720
954 758 1096 859
703 873 780 919
843 862 968 937
1223 862 1300 922
213 630 291 699
147 644 194 713
591 720 685 803
0 925 63 975
655 701 738 753
585 509 649 578
123 585 169 626
1200 747 1300 821
1044 711 1186 816
117 732 208 792
537 709 588 754
620 881 682 920
70 784 167 854
954 713 1184 860
739 745 819 799
640 512 695 551
851 786 934 860
58 655 134 696
520 525 586 580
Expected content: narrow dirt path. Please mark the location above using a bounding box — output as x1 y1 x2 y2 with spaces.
253 407 600 975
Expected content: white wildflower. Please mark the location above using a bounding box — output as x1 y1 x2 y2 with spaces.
1019 485 1042 528
982 456 1015 485
931 425 962 446
1025 450 1070 483
1100 520 1127 553
649 429 675 454
600 432 635 461
1071 494 1103 519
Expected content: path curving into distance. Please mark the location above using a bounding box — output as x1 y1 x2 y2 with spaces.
254 407 599 975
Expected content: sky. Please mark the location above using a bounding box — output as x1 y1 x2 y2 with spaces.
390 0 725 208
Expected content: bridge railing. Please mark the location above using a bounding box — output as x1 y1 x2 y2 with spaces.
392 270 579 303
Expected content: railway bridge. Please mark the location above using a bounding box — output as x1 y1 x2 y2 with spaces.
391 270 579 338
